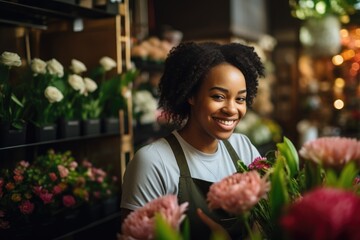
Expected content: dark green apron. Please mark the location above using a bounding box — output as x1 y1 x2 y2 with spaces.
165 134 245 240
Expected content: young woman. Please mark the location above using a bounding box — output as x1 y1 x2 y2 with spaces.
120 41 264 239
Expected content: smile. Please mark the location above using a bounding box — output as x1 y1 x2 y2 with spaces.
214 118 237 126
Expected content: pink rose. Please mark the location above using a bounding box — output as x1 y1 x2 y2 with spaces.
39 192 54 204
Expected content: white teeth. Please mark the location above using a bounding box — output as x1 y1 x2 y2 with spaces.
216 119 234 126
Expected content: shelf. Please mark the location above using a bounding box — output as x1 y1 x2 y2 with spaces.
0 0 118 29
0 132 119 151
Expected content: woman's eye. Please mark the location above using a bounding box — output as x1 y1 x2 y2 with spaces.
211 95 224 101
236 97 246 103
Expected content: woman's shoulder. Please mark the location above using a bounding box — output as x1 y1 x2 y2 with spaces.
228 132 253 145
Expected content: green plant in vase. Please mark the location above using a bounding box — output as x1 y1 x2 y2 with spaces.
23 58 64 128
0 51 25 130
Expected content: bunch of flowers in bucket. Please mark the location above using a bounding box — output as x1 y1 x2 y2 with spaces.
119 136 360 240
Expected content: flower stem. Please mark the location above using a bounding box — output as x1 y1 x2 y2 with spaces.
243 214 255 240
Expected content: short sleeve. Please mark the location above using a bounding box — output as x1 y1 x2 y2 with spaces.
120 145 168 210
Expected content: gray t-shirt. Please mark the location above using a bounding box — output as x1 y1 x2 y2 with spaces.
120 131 261 211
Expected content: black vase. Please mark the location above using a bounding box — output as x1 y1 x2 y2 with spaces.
28 123 57 143
0 122 27 147
58 119 81 139
101 117 119 134
81 119 101 136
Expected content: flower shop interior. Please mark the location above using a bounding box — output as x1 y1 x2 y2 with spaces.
0 0 360 240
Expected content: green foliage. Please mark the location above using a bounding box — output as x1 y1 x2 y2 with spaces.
99 69 138 118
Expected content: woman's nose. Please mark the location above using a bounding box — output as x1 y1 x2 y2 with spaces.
221 101 238 115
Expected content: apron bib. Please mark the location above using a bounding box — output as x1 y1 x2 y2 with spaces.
165 134 246 240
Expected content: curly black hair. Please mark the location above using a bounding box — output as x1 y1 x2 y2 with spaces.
158 41 264 127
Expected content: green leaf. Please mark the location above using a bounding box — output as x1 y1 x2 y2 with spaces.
155 214 183 240
269 157 289 220
276 136 299 178
304 161 323 190
11 93 23 107
237 160 248 173
325 161 359 189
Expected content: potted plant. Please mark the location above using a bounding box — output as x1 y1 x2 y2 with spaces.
57 59 88 138
23 58 65 142
97 67 138 134
0 51 26 147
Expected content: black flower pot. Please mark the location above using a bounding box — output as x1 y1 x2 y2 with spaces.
81 119 101 136
58 119 81 139
28 123 57 143
101 117 119 134
0 122 27 147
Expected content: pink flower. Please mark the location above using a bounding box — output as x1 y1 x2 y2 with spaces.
69 161 78 170
19 200 35 214
299 137 360 169
19 160 29 168
249 157 272 172
62 195 76 208
121 195 188 240
281 187 360 240
53 185 63 195
39 192 54 204
57 165 69 178
13 174 23 184
49 172 58 182
207 171 270 215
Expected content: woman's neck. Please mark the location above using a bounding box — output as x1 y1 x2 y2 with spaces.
178 124 218 154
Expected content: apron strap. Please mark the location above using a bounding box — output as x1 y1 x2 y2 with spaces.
164 134 191 177
222 139 241 168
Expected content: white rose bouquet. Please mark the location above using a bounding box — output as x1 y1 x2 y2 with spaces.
23 57 65 127
0 51 25 130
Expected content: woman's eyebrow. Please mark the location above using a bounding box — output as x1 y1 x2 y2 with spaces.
209 86 247 94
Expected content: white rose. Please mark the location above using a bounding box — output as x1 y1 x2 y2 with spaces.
0 51 21 67
84 77 98 92
68 74 86 94
44 86 64 103
70 59 87 74
46 58 64 77
99 56 116 71
31 58 46 75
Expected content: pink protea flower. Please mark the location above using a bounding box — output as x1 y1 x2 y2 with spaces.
207 171 270 215
121 195 188 240
299 137 360 169
280 187 360 240
19 200 35 214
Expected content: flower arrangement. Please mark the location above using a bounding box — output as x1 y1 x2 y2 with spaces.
121 136 360 239
0 149 119 231
0 51 24 129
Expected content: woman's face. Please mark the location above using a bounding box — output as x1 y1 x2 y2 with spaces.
188 63 247 141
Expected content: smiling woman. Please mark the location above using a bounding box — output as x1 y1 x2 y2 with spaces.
120 41 264 239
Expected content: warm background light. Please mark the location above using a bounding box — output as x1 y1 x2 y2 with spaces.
333 99 344 109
